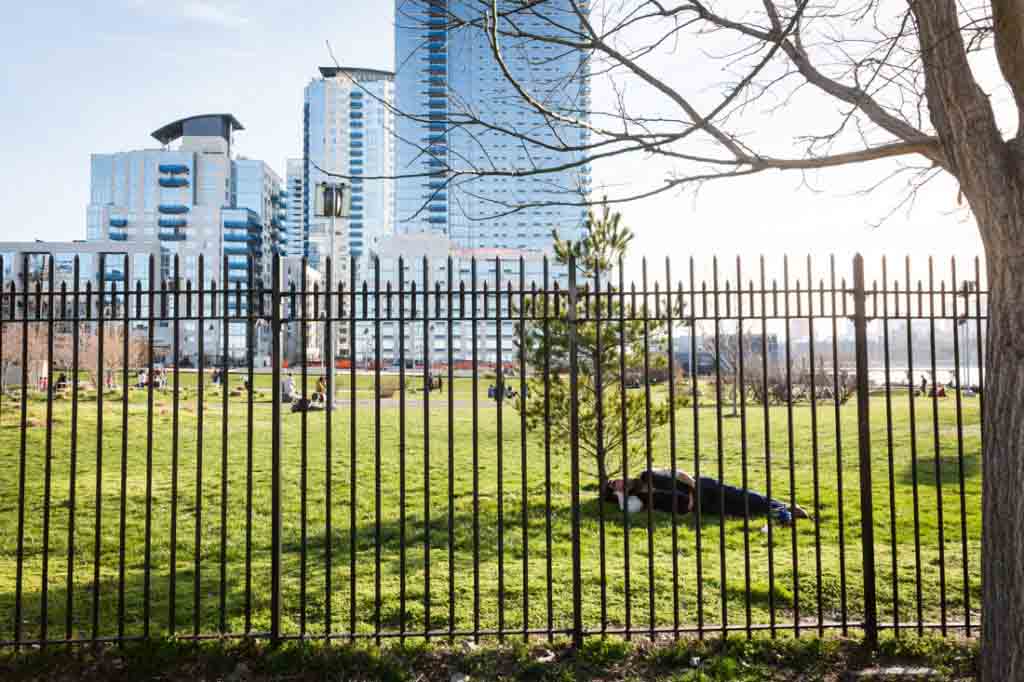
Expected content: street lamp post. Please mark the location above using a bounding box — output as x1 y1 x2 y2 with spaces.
316 181 349 408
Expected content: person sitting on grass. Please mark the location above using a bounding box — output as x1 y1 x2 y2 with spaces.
313 376 327 403
281 373 296 403
603 469 810 527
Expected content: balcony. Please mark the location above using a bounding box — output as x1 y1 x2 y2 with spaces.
158 204 190 214
224 233 256 243
223 246 251 256
109 217 128 228
109 232 128 241
158 231 187 241
158 217 187 228
159 177 190 188
159 163 190 174
225 220 263 232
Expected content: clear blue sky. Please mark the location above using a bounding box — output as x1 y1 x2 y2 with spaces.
0 1 393 243
0 1 985 275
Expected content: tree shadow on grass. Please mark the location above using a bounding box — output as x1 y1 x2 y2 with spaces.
0 567 259 644
899 453 980 488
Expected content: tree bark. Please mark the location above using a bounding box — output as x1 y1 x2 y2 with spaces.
911 3 1024 678
980 231 1024 681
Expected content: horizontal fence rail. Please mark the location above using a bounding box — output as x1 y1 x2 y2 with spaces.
0 253 986 647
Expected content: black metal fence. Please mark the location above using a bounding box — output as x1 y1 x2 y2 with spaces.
0 252 986 648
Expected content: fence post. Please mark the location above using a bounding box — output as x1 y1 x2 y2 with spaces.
852 254 878 647
270 254 282 644
567 253 584 648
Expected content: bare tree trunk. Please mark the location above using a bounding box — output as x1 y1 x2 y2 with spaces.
981 238 1024 681
910 3 1024 673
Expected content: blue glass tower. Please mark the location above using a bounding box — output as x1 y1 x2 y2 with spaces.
394 0 592 250
303 67 395 272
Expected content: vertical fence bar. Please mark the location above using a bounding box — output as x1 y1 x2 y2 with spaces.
567 254 584 649
711 258 727 633
927 258 948 636
736 258 752 637
244 257 255 633
117 257 130 641
543 257 555 641
41 258 55 645
620 257 633 639
194 256 205 637
14 255 29 648
142 258 155 638
220 257 230 633
422 257 431 639
808 258 824 635
905 257 924 634
324 257 334 637
829 256 849 634
470 259 480 643
447 257 456 641
950 258 970 637
783 257 800 636
270 254 282 644
92 254 106 642
640 260 657 639
373 259 382 644
881 258 899 635
690 257 703 638
853 254 878 647
349 261 359 640
398 259 408 640
169 255 180 635
518 258 530 640
594 259 607 637
299 263 309 637
972 257 984 635
666 261 680 639
494 259 506 639
66 257 81 643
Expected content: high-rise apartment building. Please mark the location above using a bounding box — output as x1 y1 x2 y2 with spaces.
363 232 570 365
394 0 592 251
303 67 395 275
85 114 284 362
284 158 306 258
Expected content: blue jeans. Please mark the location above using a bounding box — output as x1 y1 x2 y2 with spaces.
695 477 793 524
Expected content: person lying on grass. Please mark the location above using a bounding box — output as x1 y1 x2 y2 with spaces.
603 469 810 527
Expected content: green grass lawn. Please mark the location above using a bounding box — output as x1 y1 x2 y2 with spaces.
0 372 980 642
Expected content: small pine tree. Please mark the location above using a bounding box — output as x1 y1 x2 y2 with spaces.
514 202 688 485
